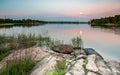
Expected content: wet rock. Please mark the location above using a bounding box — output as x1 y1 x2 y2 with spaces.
84 48 103 59
51 44 73 54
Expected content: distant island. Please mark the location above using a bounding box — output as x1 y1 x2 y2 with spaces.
90 15 120 26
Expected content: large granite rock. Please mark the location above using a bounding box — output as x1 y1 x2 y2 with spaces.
106 60 120 75
51 44 73 54
1 47 120 75
86 54 112 75
86 55 99 72
66 54 120 75
3 47 51 62
66 59 85 75
0 47 51 71
30 55 63 75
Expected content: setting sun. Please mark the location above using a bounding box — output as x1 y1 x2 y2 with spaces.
80 12 84 15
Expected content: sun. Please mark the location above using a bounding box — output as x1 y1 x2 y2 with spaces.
79 12 83 15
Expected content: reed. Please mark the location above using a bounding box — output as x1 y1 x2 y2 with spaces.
0 58 36 75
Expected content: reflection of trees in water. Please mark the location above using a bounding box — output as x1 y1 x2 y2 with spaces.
114 27 120 35
91 26 120 35
0 24 45 29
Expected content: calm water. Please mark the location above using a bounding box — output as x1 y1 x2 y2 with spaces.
0 24 120 61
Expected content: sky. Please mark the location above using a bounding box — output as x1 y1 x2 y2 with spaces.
0 0 120 21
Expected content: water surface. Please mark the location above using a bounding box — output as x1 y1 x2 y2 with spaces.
0 24 120 61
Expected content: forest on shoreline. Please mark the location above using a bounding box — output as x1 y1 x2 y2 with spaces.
0 18 47 24
0 18 88 25
90 15 120 26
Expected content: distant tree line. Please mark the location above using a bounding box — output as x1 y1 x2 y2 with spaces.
90 15 120 25
0 18 88 25
0 18 47 24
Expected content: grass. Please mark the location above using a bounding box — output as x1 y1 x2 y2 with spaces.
0 33 63 65
0 34 62 51
0 33 64 75
71 37 84 50
0 51 11 61
82 58 88 75
0 34 60 54
47 60 67 75
82 58 88 68
0 58 36 75
0 33 63 75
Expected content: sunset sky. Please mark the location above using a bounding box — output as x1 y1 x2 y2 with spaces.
0 0 120 20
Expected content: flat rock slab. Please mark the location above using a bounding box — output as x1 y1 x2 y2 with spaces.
51 44 73 54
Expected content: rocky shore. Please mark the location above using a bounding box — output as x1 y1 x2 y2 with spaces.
0 45 120 75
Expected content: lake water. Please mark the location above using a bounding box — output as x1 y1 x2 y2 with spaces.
0 24 120 61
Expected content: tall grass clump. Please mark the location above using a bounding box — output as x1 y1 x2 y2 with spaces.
17 34 37 48
0 34 63 61
71 37 84 49
0 34 60 51
0 58 36 75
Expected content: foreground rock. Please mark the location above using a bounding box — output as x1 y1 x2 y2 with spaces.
51 44 73 54
106 60 120 75
30 55 64 75
86 55 112 75
0 47 51 70
66 54 120 75
66 59 85 75
0 47 120 75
